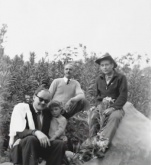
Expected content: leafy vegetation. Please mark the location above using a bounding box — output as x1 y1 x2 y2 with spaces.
0 25 151 162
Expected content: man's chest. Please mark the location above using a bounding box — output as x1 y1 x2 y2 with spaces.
56 82 76 94
97 78 119 92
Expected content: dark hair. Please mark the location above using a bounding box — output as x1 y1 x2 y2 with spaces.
34 85 50 96
47 100 63 110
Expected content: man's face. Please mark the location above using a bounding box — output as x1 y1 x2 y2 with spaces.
100 60 114 75
33 90 51 111
64 64 74 79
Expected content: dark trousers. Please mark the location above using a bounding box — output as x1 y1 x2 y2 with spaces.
11 136 66 165
89 106 124 143
63 98 89 119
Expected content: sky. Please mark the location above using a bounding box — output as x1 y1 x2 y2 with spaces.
0 0 151 64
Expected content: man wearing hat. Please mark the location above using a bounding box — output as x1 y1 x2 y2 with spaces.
89 53 128 152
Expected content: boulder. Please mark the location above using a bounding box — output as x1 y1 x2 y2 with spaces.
0 161 46 165
84 102 151 165
0 163 12 165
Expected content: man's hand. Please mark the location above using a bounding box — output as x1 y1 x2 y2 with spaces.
103 107 115 116
64 98 77 112
35 131 51 148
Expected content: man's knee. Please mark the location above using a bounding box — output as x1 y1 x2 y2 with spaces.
21 136 39 147
77 98 90 110
51 139 65 146
51 140 66 151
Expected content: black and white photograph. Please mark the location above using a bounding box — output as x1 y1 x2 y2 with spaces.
0 0 151 165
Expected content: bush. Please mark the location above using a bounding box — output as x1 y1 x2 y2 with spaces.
0 50 150 158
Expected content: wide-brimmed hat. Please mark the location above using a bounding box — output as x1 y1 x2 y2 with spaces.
95 53 117 68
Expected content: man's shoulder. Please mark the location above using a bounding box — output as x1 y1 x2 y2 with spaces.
51 78 64 86
14 102 29 109
13 103 30 115
115 71 127 79
71 79 80 85
52 78 64 82
96 75 102 82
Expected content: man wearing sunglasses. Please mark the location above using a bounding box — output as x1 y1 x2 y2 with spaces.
9 85 66 165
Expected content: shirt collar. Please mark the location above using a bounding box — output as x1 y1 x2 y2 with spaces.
63 76 71 83
100 70 118 79
105 72 114 79
33 104 42 114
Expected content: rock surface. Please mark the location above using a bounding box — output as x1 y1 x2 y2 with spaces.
0 162 45 165
84 102 151 165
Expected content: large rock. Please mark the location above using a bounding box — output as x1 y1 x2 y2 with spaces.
84 102 151 165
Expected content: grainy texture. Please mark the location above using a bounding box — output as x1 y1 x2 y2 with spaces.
84 102 151 165
1 102 151 165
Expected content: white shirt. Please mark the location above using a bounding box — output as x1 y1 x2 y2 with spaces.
63 76 71 84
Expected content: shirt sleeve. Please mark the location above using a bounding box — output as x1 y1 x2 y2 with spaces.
49 79 58 100
96 78 102 103
53 117 67 138
75 81 85 96
111 75 128 109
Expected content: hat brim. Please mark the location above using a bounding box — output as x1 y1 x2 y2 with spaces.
95 56 117 68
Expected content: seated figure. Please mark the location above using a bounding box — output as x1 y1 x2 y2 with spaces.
49 62 90 119
9 86 66 165
48 100 67 142
89 53 128 153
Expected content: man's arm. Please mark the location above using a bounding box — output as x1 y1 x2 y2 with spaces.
49 79 58 99
72 81 85 101
16 129 34 138
111 75 128 110
17 127 51 148
95 78 102 105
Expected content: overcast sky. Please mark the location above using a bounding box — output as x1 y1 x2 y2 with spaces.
0 0 151 63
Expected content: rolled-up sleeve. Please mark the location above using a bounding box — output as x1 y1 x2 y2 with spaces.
75 82 84 95
49 79 58 100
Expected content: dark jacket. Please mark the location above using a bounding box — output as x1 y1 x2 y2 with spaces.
96 71 128 109
16 104 51 139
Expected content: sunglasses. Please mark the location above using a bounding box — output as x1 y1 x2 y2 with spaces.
36 95 50 104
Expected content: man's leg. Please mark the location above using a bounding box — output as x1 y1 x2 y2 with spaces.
63 98 89 119
19 136 40 165
11 136 40 165
45 140 66 165
89 109 100 138
11 143 22 164
101 109 124 143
